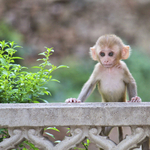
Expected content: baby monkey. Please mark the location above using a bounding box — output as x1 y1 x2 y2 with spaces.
66 34 141 103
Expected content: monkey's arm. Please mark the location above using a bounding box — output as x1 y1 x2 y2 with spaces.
127 78 137 100
77 79 97 102
65 63 100 103
77 64 100 102
123 64 141 102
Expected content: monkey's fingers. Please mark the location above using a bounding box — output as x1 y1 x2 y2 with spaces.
65 98 81 103
129 96 142 102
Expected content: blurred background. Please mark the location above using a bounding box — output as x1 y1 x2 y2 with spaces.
0 0 150 102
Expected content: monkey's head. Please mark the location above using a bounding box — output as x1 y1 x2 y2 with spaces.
90 34 130 68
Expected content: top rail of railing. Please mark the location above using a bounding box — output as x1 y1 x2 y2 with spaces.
0 102 149 128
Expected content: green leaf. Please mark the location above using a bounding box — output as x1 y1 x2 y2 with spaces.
87 139 90 145
38 58 47 61
33 101 40 103
2 70 8 76
38 52 46 56
32 66 41 69
13 45 23 49
40 99 49 103
57 65 69 68
10 60 15 63
37 59 42 61
45 132 55 139
5 48 17 53
44 91 51 95
47 62 52 66
21 66 28 69
66 130 70 134
0 58 7 65
45 47 54 52
54 140 61 143
12 57 23 60
51 79 60 83
0 128 7 133
47 127 60 132
9 41 15 47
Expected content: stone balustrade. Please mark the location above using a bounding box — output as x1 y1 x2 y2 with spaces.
0 102 150 150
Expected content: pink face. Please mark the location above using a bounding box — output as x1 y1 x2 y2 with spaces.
97 45 121 68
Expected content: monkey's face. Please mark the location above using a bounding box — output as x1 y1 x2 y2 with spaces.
98 45 121 68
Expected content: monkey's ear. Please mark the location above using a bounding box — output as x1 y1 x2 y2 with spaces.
90 46 97 61
122 45 130 60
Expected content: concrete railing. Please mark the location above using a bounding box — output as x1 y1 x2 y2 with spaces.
0 102 150 150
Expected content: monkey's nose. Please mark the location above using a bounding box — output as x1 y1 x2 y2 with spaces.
104 60 109 63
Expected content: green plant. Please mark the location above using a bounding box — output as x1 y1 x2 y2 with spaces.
17 140 39 150
74 138 90 150
0 40 68 103
0 128 9 142
44 127 61 144
45 127 90 150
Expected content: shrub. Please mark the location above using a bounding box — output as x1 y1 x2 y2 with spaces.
0 41 68 103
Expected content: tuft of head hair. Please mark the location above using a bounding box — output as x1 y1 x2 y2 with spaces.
96 34 125 49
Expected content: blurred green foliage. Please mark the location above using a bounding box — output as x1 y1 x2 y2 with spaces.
0 21 23 43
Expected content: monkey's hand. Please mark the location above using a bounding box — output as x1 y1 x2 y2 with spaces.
128 96 142 102
65 98 81 103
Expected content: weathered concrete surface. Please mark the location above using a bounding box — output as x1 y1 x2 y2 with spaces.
0 102 150 127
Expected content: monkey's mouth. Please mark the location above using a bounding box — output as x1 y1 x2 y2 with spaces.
103 64 113 68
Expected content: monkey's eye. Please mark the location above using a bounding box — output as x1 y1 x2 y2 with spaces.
108 52 114 57
100 52 105 57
